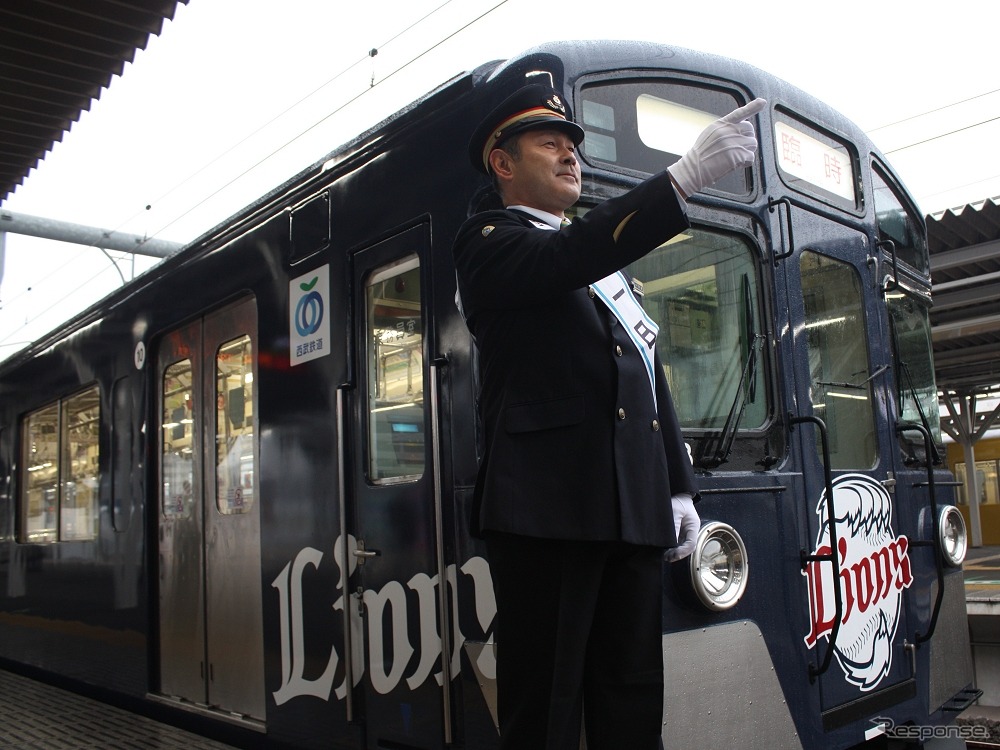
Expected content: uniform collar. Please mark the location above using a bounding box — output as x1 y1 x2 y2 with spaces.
506 205 564 230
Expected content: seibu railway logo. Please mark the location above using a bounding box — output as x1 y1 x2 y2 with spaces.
802 473 913 691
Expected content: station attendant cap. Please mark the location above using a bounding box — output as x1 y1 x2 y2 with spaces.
469 83 585 173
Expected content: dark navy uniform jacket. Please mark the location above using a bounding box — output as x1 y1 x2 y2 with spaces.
453 169 699 548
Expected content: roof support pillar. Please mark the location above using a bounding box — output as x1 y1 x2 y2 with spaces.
941 390 1000 547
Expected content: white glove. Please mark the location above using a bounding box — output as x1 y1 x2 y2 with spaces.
667 98 767 197
665 494 700 562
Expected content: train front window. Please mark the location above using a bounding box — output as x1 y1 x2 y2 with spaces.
873 163 928 273
800 251 877 469
580 81 751 194
365 255 425 483
215 335 255 514
887 293 941 446
622 227 767 432
19 384 101 543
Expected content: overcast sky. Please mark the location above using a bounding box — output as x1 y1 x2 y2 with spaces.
1 0 998 359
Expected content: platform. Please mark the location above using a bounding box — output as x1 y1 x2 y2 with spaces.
958 545 1000 741
0 668 246 749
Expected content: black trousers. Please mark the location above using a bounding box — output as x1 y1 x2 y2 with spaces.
485 533 665 750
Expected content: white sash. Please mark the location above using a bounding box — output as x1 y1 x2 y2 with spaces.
591 271 659 410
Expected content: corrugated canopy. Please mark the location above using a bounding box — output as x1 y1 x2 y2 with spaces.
0 0 187 202
928 197 1000 393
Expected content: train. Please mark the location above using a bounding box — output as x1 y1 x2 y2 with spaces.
0 40 978 749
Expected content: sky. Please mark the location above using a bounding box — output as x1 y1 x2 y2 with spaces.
1 0 998 360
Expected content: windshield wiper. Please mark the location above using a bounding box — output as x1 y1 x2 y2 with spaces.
699 274 761 469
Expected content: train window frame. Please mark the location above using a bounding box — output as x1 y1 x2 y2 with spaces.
576 72 757 199
886 290 942 452
799 250 878 469
364 253 426 485
872 159 929 274
161 357 195 521
214 334 256 515
568 202 778 470
772 105 862 215
17 383 102 544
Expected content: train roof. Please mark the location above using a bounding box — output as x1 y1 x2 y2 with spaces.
0 39 893 376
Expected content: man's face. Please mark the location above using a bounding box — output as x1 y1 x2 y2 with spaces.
494 128 581 215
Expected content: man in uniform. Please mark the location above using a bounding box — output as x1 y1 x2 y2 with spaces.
453 83 765 749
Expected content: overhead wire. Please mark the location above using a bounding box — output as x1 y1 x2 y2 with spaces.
868 87 1000 132
885 114 1000 154
104 0 472 239
146 0 510 241
1 0 511 347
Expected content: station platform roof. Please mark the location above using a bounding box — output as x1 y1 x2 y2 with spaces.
929 198 1000 396
0 0 187 202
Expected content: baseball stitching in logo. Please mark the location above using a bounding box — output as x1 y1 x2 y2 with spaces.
802 473 913 691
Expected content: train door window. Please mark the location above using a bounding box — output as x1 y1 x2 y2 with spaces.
579 80 752 195
215 335 255 514
162 359 195 519
621 226 767 431
59 387 100 540
887 292 941 447
364 254 424 482
873 163 928 273
800 251 877 468
18 384 100 543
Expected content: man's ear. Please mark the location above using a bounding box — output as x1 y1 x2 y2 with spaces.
488 148 515 182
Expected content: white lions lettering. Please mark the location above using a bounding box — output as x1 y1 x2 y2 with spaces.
802 474 913 691
272 537 496 705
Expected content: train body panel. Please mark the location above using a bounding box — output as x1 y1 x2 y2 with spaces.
0 40 975 748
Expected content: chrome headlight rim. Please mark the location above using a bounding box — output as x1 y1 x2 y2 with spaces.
689 521 749 611
938 504 967 567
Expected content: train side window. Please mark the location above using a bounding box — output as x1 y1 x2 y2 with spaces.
20 403 60 542
887 293 941 447
954 460 1000 505
800 251 877 469
162 360 195 519
215 335 255 514
580 80 751 195
365 255 425 483
18 384 100 543
622 226 767 431
872 163 928 273
59 387 101 540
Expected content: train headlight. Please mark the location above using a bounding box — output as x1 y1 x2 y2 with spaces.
938 505 967 567
690 522 748 611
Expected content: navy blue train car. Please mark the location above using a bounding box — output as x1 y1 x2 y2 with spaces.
0 40 977 749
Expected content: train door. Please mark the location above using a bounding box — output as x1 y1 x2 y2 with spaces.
346 224 452 748
781 207 917 726
156 297 265 723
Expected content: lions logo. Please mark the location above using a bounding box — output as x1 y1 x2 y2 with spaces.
802 474 913 691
